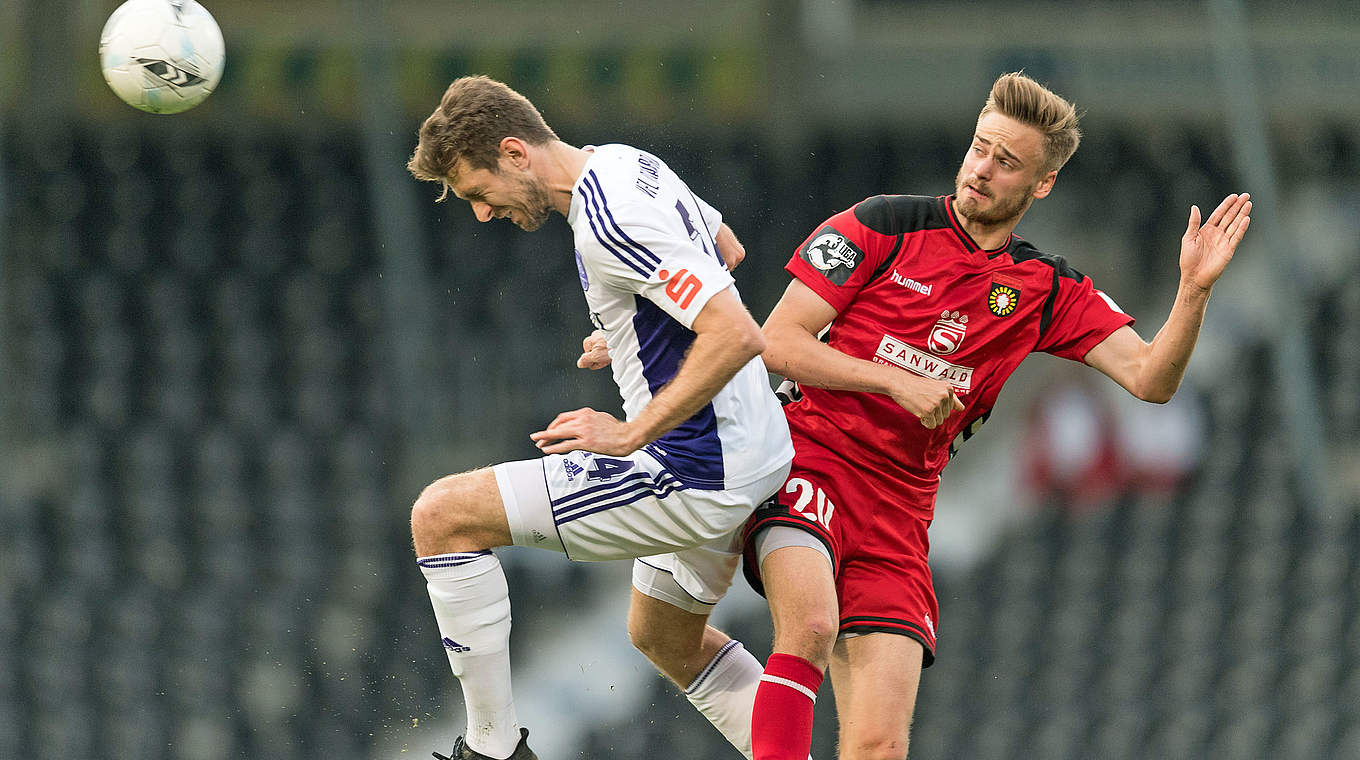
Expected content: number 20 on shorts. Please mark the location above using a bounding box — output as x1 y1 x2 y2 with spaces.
785 477 835 529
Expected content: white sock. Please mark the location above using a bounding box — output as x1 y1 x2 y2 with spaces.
419 551 521 759
684 639 763 760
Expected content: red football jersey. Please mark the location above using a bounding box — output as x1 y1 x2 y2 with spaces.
782 194 1135 515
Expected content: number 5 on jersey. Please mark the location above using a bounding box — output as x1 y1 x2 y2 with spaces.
785 477 835 530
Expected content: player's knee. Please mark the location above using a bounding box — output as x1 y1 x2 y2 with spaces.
773 610 838 667
410 474 475 552
777 603 837 668
628 620 699 676
626 619 671 663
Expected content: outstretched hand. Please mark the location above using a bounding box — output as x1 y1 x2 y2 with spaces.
1181 193 1251 291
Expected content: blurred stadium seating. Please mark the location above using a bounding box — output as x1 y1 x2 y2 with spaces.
2 2 1358 758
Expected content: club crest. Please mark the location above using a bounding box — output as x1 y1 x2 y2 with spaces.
928 310 968 355
988 280 1020 317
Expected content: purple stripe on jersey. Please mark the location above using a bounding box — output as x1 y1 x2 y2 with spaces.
632 295 725 488
554 475 687 526
416 550 492 568
585 171 662 266
683 187 724 265
579 181 654 277
549 470 653 509
550 469 683 519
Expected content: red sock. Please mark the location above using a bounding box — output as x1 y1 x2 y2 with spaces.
751 653 824 760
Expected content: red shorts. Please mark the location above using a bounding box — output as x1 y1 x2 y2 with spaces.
742 444 940 667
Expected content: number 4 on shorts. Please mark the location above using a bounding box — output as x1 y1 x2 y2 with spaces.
586 457 636 481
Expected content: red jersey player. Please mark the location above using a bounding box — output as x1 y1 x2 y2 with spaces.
737 72 1252 760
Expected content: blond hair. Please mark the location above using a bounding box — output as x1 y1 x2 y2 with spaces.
407 76 559 199
978 72 1081 173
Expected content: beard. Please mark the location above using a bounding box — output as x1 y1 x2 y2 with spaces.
953 165 1036 227
506 172 554 231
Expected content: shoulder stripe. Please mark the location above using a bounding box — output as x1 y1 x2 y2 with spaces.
685 187 722 265
579 181 653 278
1040 266 1060 336
586 171 663 266
1008 240 1090 337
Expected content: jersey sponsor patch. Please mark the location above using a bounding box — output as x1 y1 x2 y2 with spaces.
799 226 864 285
658 267 703 309
988 279 1019 317
874 333 974 393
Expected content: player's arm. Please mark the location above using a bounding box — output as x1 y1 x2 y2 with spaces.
576 222 744 371
715 223 746 270
763 278 963 429
1085 193 1251 403
535 287 762 455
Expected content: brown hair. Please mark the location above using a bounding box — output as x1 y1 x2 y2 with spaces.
978 72 1081 173
407 75 559 199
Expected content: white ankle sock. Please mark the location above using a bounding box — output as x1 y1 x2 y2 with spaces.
684 639 763 760
419 551 521 759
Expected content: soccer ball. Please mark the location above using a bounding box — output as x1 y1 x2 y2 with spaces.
99 0 225 114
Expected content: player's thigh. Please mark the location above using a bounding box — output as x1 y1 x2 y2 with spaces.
758 540 838 667
410 467 512 555
505 450 777 561
829 633 924 760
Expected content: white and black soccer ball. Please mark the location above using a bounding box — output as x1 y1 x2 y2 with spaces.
99 0 225 114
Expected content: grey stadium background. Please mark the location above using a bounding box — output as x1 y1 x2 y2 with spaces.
1 1 1358 758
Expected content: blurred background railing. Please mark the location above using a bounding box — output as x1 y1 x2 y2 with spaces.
1 1 1357 758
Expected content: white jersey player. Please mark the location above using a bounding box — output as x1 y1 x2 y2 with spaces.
407 76 792 760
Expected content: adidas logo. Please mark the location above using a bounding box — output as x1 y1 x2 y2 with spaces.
563 460 584 481
441 637 470 653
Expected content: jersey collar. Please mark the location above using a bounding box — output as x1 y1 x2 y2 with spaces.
941 194 1013 259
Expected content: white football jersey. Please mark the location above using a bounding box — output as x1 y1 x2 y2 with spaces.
567 144 792 491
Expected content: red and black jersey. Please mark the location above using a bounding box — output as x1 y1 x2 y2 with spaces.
783 194 1134 514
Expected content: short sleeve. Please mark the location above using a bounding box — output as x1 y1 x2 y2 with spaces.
586 204 735 329
1035 272 1136 361
786 196 899 313
692 191 723 240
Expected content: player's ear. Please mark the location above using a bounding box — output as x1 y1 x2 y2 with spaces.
499 137 529 169
1032 169 1058 200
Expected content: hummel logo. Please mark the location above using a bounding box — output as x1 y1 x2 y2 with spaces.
134 58 207 88
441 637 471 653
889 269 932 296
531 529 548 543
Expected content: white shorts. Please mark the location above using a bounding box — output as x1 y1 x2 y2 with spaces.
494 449 790 614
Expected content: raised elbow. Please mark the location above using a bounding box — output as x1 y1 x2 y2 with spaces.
737 323 767 359
759 323 796 371
1133 383 1177 405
